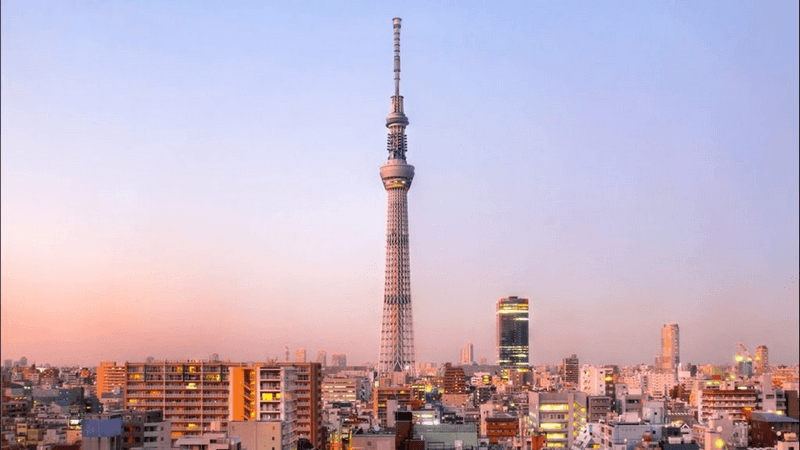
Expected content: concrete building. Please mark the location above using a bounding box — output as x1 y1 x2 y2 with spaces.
461 344 475 366
414 423 478 449
229 420 290 450
122 361 322 448
378 17 417 377
496 296 529 369
322 377 360 405
485 415 518 445
563 355 580 389
174 433 241 450
528 391 588 450
657 324 680 373
749 411 799 447
755 345 769 375
120 409 170 450
83 412 122 450
696 388 756 423
96 362 127 396
581 365 614 397
373 385 414 428
586 396 612 423
443 364 467 394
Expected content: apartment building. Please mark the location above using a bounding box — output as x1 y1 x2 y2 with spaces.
697 388 757 423
121 361 322 448
97 362 128 396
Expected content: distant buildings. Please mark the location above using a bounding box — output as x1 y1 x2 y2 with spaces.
496 296 529 369
755 345 769 375
657 323 680 373
461 343 474 366
330 354 347 368
317 350 327 367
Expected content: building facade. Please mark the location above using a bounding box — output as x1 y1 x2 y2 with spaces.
528 391 588 450
496 296 529 369
563 355 579 389
122 361 322 448
658 324 680 373
461 343 474 366
97 362 127 396
755 345 769 375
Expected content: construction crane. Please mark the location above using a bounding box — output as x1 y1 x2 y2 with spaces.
735 343 753 362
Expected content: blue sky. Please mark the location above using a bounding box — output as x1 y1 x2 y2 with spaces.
2 1 798 367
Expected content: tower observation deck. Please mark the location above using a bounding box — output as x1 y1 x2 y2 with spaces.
378 18 416 376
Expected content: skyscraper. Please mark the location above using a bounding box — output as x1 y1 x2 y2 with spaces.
496 296 529 368
659 323 680 372
378 18 416 375
755 345 769 375
460 343 474 366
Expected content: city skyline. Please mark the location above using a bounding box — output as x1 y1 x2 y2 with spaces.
2 2 799 367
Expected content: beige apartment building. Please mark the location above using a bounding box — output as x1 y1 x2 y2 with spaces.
118 361 323 449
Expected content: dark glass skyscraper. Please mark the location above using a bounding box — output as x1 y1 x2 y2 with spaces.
496 296 529 368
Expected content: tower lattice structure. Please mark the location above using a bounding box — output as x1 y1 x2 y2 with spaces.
378 18 416 375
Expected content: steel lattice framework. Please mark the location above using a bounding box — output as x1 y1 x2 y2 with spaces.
378 18 416 375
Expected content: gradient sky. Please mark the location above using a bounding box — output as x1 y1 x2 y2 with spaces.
2 1 798 368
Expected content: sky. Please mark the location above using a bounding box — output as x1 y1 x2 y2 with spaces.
1 1 798 368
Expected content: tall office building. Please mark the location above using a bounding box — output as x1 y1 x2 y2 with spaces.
460 343 474 366
496 296 529 368
658 323 680 372
755 345 769 375
378 18 416 376
296 349 306 363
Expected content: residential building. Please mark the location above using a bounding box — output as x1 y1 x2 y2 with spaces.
322 377 360 405
755 346 769 375
83 412 123 450
563 355 579 389
229 420 290 450
123 360 321 448
697 388 757 423
121 409 171 450
657 324 680 373
443 363 467 394
174 433 241 450
97 362 127 396
581 365 614 397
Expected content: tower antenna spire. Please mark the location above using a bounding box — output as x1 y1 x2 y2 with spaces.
393 17 402 96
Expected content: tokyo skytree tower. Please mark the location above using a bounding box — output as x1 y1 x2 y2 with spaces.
378 18 416 375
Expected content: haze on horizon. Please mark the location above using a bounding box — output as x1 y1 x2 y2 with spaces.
1 1 798 369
